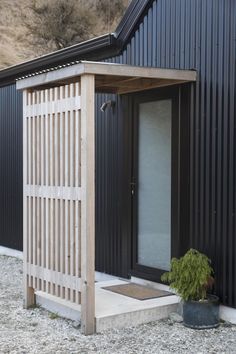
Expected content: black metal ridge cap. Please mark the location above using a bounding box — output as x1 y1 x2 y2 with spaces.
0 33 117 86
114 0 154 44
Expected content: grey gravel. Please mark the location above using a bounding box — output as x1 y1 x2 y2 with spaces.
168 312 183 323
1 255 236 353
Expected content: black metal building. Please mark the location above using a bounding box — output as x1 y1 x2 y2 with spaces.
0 0 236 308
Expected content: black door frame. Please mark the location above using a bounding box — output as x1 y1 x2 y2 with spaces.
130 86 182 282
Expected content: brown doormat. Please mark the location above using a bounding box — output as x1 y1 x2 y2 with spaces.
102 283 173 300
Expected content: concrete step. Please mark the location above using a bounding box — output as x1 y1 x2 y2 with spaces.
96 296 179 332
95 279 180 332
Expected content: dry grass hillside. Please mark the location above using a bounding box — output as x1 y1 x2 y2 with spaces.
0 0 131 70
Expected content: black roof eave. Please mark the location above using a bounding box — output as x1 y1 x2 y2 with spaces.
0 34 118 87
0 0 153 87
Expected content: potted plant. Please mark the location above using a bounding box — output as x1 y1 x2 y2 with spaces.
161 248 219 329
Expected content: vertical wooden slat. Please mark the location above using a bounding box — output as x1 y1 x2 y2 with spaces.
70 84 74 188
50 198 54 293
49 89 54 293
74 82 81 304
75 82 80 187
81 74 95 335
45 89 50 293
41 197 45 270
23 90 35 308
45 197 49 293
37 197 41 269
31 92 36 289
65 86 69 187
54 88 59 296
75 200 81 304
70 200 74 302
32 92 36 186
32 197 36 289
65 85 70 300
36 91 41 185
45 90 49 187
70 86 75 301
40 91 45 277
60 199 64 276
61 199 65 271
65 199 69 300
40 92 45 186
49 89 54 186
59 86 64 298
75 82 80 305
28 104 32 272
60 86 65 187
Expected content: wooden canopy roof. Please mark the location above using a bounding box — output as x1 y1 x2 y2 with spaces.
17 61 197 94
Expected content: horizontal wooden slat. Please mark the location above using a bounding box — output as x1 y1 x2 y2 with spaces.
25 96 81 116
24 185 82 200
27 263 81 291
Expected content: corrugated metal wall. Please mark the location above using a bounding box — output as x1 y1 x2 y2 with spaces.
0 84 23 250
0 0 235 308
95 94 132 278
96 0 236 306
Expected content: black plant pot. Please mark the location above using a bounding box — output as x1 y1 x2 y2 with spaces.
183 294 220 329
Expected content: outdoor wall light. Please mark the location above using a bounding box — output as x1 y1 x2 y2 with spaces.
100 100 116 112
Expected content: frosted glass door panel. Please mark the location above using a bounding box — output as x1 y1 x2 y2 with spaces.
138 100 171 271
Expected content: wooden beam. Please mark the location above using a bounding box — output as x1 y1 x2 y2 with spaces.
116 79 186 94
95 79 188 94
95 76 140 88
80 74 95 335
83 61 197 81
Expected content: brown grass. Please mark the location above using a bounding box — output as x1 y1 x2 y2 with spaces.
0 0 131 70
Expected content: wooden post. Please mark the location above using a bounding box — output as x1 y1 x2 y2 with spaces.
80 74 95 335
23 89 35 308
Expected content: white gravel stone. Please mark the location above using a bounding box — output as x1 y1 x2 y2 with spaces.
0 255 236 353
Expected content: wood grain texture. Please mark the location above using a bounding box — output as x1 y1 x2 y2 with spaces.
81 74 95 335
23 82 82 308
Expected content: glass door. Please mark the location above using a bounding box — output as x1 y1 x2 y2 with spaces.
132 90 179 281
137 100 172 271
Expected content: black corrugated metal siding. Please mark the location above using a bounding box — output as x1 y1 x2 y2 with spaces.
0 0 236 308
95 0 236 307
0 84 23 250
95 93 133 278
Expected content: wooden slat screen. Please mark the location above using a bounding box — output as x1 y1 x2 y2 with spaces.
23 83 82 305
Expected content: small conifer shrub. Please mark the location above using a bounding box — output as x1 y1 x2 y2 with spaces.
161 249 214 301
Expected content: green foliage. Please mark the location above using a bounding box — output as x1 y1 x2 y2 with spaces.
161 249 214 301
49 312 59 320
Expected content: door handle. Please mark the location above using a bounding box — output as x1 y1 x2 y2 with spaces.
130 182 136 195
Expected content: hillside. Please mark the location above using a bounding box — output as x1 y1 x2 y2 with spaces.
0 0 131 70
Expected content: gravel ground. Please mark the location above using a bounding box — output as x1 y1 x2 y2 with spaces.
0 255 236 354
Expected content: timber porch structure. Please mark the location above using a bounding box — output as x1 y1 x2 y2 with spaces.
16 61 195 334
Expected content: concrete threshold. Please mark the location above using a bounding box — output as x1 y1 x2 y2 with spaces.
35 278 179 332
